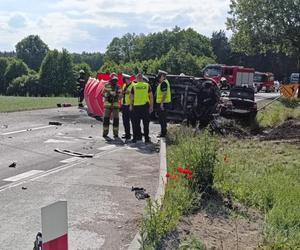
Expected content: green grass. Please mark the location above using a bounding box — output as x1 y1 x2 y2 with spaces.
257 98 300 128
214 138 300 249
0 96 78 112
140 127 217 249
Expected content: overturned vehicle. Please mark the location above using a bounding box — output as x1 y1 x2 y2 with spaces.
147 74 220 127
147 74 257 127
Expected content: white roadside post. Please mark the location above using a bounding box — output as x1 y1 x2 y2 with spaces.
41 201 68 250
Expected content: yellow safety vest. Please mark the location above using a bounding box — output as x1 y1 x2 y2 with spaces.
133 82 149 106
122 83 133 105
156 79 171 103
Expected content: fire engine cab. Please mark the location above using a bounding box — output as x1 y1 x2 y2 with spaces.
254 72 274 92
203 64 255 89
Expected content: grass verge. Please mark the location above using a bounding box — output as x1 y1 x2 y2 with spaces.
257 97 300 128
140 124 300 249
140 127 218 249
215 138 300 249
0 96 78 112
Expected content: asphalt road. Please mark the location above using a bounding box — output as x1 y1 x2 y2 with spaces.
0 107 160 249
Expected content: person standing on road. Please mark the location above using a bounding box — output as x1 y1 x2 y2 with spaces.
77 69 88 107
102 73 122 139
156 70 171 138
130 73 153 143
121 74 133 143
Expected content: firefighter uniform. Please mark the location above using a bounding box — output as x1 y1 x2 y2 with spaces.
131 77 153 143
121 74 133 140
77 70 88 107
156 70 171 137
102 76 122 138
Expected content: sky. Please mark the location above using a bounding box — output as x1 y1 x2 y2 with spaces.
0 0 231 53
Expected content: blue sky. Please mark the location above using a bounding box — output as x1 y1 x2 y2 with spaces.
0 0 231 53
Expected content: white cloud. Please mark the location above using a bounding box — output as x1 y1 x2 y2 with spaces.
55 0 231 34
0 0 231 52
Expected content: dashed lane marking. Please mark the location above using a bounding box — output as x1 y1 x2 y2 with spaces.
97 145 117 151
45 139 75 144
1 125 54 136
3 170 45 182
0 147 123 193
60 157 79 163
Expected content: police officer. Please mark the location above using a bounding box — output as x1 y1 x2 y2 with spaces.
77 69 88 107
121 74 133 142
102 73 122 139
156 70 171 137
130 73 153 143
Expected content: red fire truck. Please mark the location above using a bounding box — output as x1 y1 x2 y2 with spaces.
254 72 274 92
203 64 255 89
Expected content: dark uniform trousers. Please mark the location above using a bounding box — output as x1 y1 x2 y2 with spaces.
132 104 150 141
158 103 169 136
77 78 86 104
122 105 132 139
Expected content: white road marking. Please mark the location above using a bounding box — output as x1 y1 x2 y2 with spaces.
0 147 123 193
45 139 74 144
3 170 45 182
1 125 54 136
60 157 79 163
97 145 117 151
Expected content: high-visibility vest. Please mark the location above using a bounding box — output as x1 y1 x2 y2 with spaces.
122 83 133 105
156 79 171 104
133 82 149 106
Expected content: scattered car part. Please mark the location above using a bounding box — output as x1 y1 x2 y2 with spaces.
54 148 93 158
49 122 62 126
131 186 150 200
8 162 16 168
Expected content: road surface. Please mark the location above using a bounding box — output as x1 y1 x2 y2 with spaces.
0 107 160 250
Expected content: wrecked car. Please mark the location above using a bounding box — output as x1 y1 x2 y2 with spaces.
219 86 257 122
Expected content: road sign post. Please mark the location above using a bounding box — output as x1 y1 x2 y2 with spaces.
41 201 68 250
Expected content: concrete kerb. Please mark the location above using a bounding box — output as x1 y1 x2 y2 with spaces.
128 138 167 250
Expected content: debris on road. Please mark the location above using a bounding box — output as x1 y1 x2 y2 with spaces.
49 121 62 126
54 148 94 158
57 103 72 107
33 232 42 250
8 162 16 168
131 186 150 200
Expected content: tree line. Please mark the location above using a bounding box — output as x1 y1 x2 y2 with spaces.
0 35 101 96
1 1 299 98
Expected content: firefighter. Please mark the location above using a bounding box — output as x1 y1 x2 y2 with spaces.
121 73 133 143
130 73 153 143
220 77 229 90
156 70 171 138
77 69 88 107
102 73 122 139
